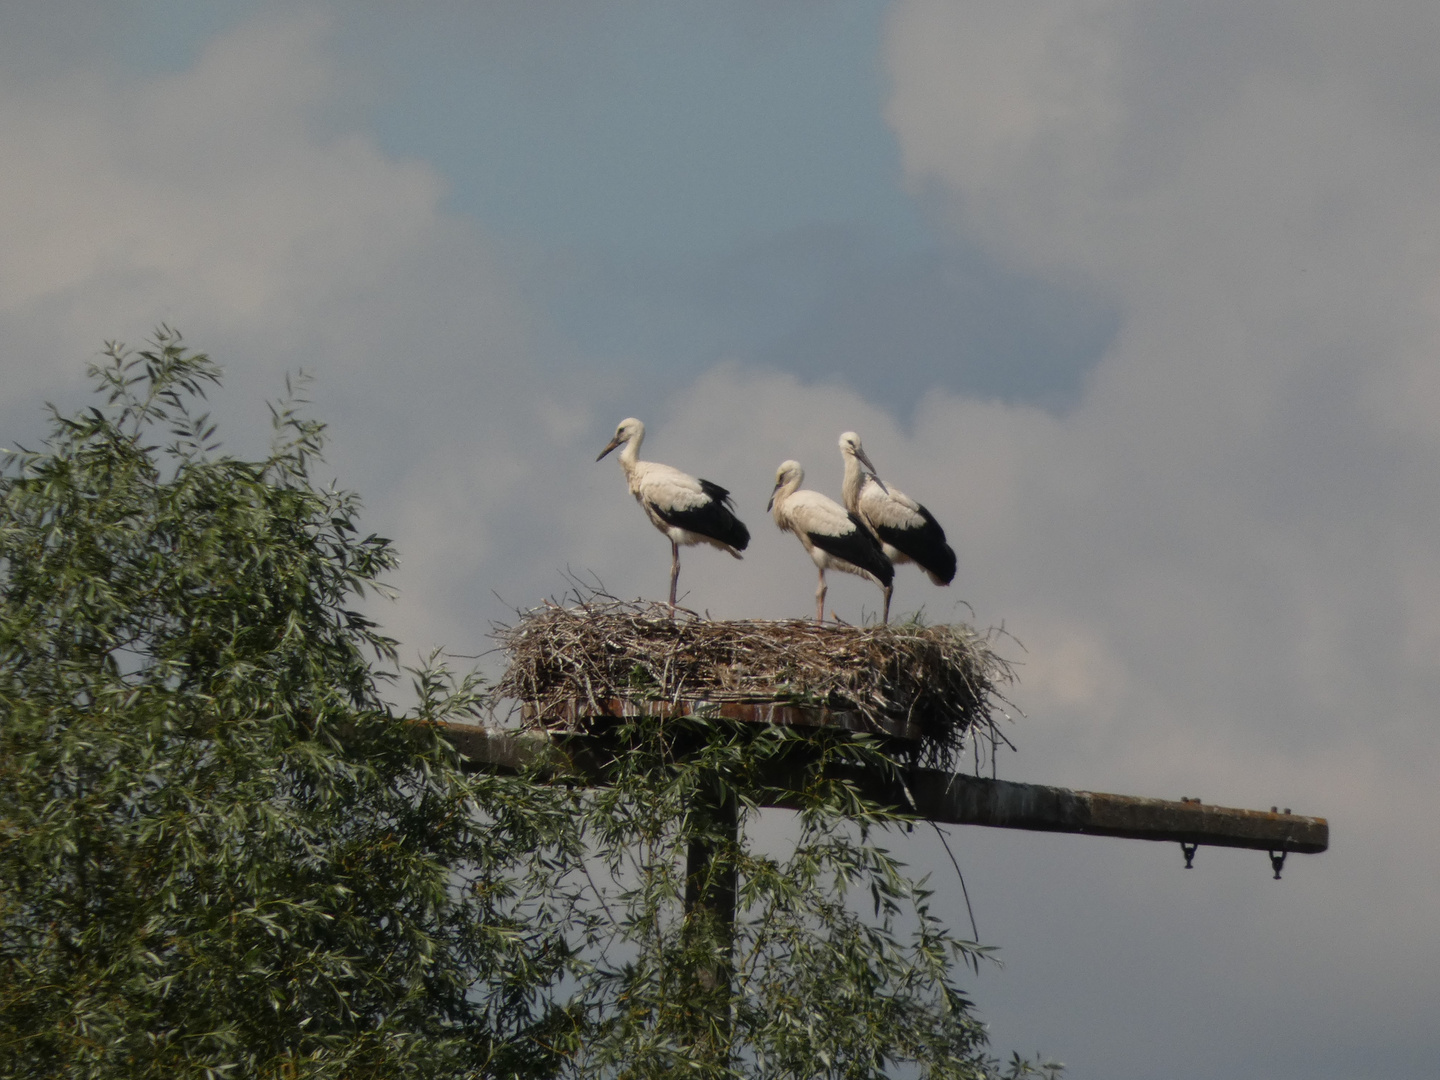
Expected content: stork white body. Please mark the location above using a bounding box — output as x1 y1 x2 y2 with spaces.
838 431 956 623
597 418 749 608
768 460 893 624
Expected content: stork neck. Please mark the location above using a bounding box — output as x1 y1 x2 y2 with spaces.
618 429 643 477
771 474 803 525
840 452 866 513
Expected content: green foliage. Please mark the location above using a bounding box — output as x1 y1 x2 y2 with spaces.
0 332 1060 1079
0 334 576 1078
561 718 998 1079
547 713 1065 1079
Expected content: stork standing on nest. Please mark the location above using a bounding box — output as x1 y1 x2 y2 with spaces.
838 431 956 623
597 418 750 609
768 459 893 624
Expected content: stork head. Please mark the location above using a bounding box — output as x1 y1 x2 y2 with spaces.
767 459 804 511
838 430 875 470
596 417 644 461
838 430 884 490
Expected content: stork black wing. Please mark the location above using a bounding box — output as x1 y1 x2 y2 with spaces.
807 514 893 585
652 479 750 551
697 478 733 507
873 503 956 584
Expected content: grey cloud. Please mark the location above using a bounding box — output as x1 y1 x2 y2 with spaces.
878 2 1440 1076
0 12 611 656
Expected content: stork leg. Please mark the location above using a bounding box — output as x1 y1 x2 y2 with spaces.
815 568 827 625
669 540 681 611
882 583 892 626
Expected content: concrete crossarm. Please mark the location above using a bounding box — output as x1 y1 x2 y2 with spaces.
440 723 1328 855
895 770 1327 853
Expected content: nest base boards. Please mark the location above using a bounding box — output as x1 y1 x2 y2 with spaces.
520 696 924 741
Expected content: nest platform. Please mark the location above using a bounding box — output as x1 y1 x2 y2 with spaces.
494 598 1014 766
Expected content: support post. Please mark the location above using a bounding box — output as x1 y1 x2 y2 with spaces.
680 779 738 1059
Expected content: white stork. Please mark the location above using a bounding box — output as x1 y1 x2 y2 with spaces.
597 418 750 608
838 431 956 623
767 459 893 624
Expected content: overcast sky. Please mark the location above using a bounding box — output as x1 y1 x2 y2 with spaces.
4 3 1439 1076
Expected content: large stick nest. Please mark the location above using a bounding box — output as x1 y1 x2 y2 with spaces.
493 594 1017 769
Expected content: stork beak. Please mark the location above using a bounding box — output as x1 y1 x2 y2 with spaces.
766 483 780 512
596 436 623 462
856 449 889 494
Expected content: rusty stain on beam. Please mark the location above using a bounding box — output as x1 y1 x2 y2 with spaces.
440 723 1328 856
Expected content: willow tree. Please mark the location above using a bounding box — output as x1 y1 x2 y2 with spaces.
0 334 1059 1079
0 336 578 1078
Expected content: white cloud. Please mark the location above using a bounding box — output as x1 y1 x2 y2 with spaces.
0 13 464 397
0 10 570 677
